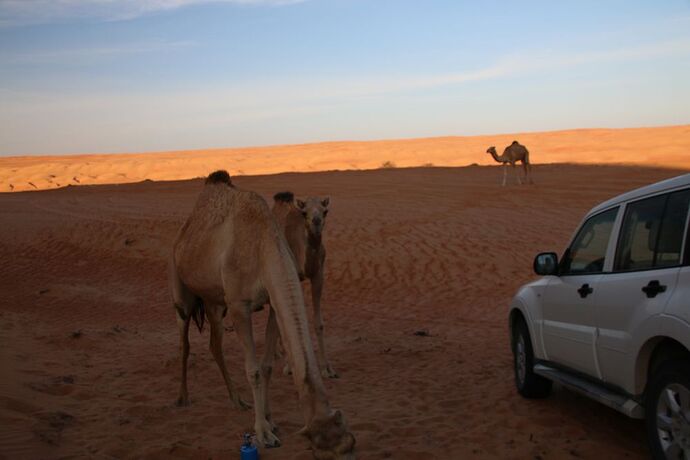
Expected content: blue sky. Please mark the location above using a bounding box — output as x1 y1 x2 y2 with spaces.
1 0 690 156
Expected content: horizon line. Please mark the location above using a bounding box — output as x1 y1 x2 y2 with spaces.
1 122 688 160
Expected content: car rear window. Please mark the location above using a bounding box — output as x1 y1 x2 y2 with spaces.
614 189 690 271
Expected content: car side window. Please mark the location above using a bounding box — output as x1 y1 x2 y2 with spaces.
560 207 618 275
686 195 690 265
656 190 690 267
615 195 666 271
614 189 690 271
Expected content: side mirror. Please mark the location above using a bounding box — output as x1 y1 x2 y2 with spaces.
534 252 559 276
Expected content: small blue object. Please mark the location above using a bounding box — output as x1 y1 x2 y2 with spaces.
240 433 259 460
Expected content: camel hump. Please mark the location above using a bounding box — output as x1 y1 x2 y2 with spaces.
274 191 294 203
511 140 519 145
205 170 233 186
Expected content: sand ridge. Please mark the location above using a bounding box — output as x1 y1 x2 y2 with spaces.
1 124 689 192
1 163 687 458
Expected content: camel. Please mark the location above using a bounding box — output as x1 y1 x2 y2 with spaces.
486 141 533 186
272 191 337 379
169 171 355 458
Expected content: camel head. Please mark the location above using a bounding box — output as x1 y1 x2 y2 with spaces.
301 409 356 460
486 146 497 156
296 196 330 236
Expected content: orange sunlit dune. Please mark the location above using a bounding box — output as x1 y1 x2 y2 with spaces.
1 124 689 192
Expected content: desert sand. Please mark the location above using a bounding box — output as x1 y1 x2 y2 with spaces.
1 124 689 192
1 153 688 458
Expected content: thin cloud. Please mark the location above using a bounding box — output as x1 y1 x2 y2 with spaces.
2 37 689 155
0 0 308 27
538 38 690 69
3 40 196 64
266 37 690 102
6 36 688 119
472 37 690 84
4 37 690 111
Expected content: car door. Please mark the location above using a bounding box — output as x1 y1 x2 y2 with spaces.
596 189 690 392
541 206 619 377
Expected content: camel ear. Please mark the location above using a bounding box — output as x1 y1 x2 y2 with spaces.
296 199 306 210
321 197 329 208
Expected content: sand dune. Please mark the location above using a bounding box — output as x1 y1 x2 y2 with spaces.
1 162 688 459
1 124 689 192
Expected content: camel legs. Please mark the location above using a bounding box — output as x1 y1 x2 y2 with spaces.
175 313 191 406
311 273 338 378
229 303 280 448
524 161 534 184
512 162 522 185
171 269 197 406
502 164 507 186
261 306 280 433
206 304 251 411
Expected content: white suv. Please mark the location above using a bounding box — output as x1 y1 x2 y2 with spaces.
509 173 690 459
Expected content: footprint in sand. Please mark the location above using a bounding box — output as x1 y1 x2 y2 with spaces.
33 411 74 445
26 378 75 396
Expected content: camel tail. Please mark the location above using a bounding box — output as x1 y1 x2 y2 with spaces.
191 298 205 333
170 257 206 332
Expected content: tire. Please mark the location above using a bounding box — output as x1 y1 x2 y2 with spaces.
513 320 552 398
645 360 690 460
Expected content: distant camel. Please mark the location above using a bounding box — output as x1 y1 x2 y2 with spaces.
169 171 355 457
272 192 337 379
486 141 533 186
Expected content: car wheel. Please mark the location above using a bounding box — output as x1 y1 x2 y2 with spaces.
645 360 690 460
513 320 552 398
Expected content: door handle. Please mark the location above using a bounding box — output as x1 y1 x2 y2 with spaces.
577 283 593 298
642 280 667 299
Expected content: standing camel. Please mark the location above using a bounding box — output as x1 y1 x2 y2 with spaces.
486 141 533 186
272 191 337 378
169 171 355 458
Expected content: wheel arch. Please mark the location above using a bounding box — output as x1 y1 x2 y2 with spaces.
509 307 528 353
636 336 690 396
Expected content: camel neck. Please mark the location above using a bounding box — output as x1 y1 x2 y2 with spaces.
300 376 331 420
490 151 504 164
307 231 322 249
262 242 330 420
